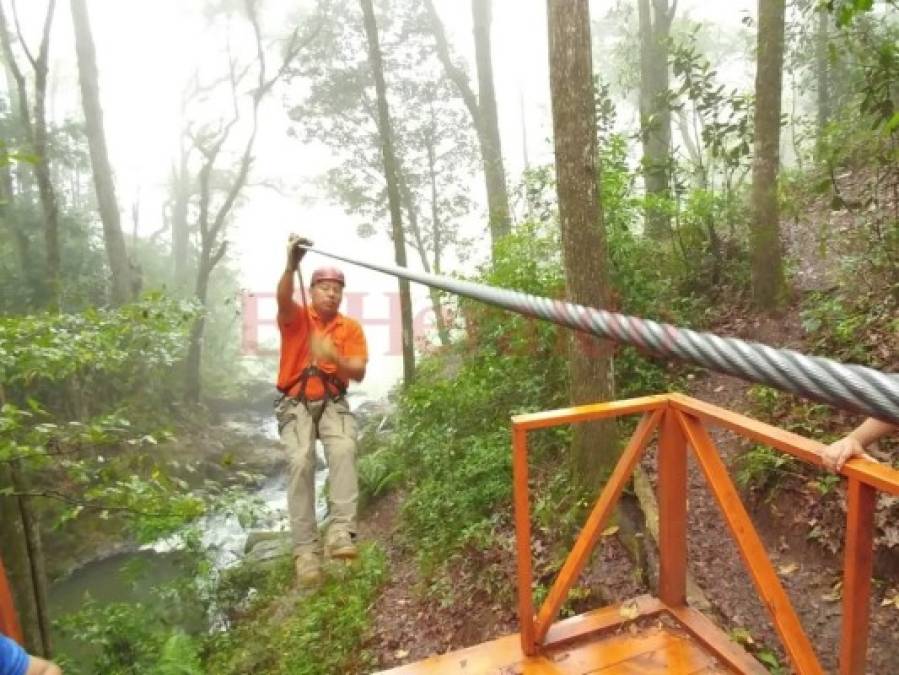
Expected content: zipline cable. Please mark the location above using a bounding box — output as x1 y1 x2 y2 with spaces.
300 244 899 426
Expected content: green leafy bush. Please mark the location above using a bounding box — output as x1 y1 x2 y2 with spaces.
206 544 388 675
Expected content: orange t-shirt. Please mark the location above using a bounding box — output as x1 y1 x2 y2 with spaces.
277 303 368 400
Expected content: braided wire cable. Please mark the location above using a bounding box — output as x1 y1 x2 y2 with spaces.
304 245 899 425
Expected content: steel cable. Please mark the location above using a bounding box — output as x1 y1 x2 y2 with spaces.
302 245 899 425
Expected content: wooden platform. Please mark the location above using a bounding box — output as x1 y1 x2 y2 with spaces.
377 596 767 675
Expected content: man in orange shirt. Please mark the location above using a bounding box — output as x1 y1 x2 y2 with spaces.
275 234 368 586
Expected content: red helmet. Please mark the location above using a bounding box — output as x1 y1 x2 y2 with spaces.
310 266 345 287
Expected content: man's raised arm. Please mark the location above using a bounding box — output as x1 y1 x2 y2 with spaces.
277 234 311 324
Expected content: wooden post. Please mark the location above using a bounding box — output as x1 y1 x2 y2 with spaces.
658 405 687 606
512 424 536 655
839 477 875 675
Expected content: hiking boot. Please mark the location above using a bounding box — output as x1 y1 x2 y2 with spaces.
325 527 358 559
294 550 322 587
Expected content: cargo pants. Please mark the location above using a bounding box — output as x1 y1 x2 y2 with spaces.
275 397 358 555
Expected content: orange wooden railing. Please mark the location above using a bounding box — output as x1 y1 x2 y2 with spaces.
511 393 899 675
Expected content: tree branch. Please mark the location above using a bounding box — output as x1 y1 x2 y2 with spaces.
422 0 481 127
148 221 169 244
4 489 188 519
9 0 36 68
210 239 228 269
0 0 33 141
35 0 55 73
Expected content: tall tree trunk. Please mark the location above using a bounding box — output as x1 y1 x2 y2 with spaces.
70 0 135 305
814 8 830 153
638 0 674 239
471 0 511 248
0 0 62 311
425 137 450 345
1 64 33 301
360 0 415 384
185 253 214 403
0 467 37 655
547 0 618 489
423 0 511 259
0 386 52 658
398 167 449 347
30 2 61 311
0 142 26 262
750 0 787 309
170 153 192 293
2 45 33 203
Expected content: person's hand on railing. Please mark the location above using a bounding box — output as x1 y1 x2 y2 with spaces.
822 435 878 472
822 418 896 472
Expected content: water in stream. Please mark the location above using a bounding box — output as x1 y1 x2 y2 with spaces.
48 409 329 657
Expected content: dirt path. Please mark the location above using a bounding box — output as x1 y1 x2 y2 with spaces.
359 490 646 671
358 492 494 669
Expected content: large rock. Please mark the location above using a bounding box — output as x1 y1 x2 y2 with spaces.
244 531 292 568
353 399 395 434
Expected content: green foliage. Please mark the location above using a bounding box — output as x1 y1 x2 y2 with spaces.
801 293 867 359
0 293 199 413
747 385 783 419
814 472 842 495
800 290 895 369
57 579 206 675
828 0 883 28
385 199 700 584
670 29 754 187
0 295 232 591
152 633 205 675
385 222 568 568
735 444 799 492
357 445 403 506
206 544 388 675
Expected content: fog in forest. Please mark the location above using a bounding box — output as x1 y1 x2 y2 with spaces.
9 0 758 398
2 1 898 673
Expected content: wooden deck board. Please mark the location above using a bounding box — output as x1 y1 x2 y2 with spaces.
376 603 755 674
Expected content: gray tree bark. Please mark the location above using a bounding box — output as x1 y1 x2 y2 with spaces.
425 135 450 345
0 138 33 290
638 0 674 239
547 0 618 489
70 0 136 305
0 384 51 658
360 0 415 384
423 0 511 257
750 0 787 309
814 8 830 150
170 147 192 293
398 168 449 347
0 0 62 311
471 0 511 246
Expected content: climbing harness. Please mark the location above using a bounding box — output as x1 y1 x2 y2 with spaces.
295 243 899 426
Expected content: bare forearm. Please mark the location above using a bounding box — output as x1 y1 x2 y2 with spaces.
277 267 295 316
849 418 896 448
27 655 63 675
